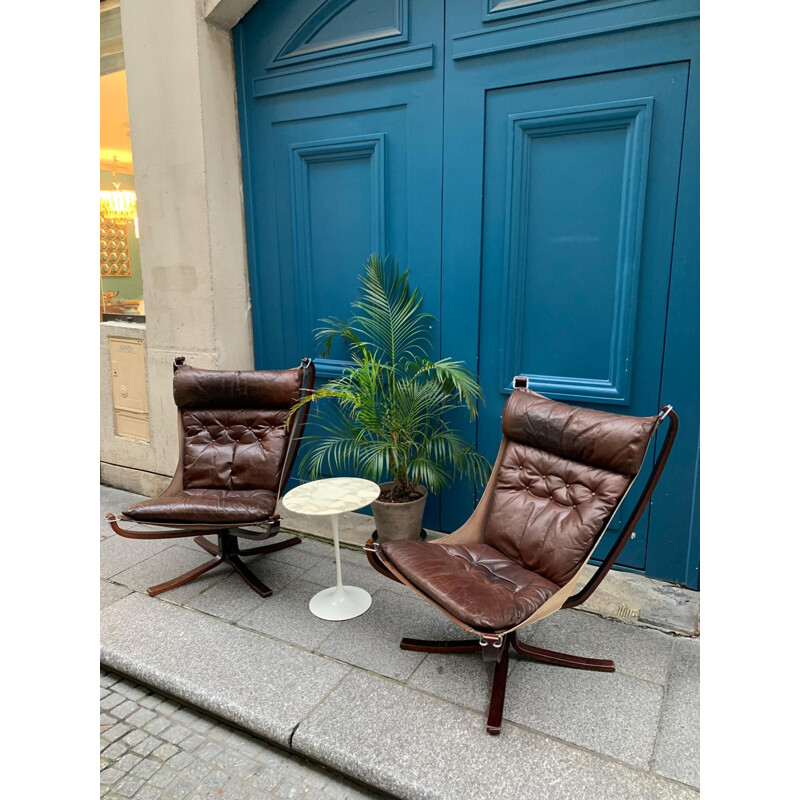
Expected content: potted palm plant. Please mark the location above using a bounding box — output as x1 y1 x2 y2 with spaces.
290 254 490 541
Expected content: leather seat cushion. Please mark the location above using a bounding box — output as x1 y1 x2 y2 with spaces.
122 489 277 525
380 541 559 631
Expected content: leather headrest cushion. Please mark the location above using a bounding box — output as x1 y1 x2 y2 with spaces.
502 391 658 476
173 365 304 410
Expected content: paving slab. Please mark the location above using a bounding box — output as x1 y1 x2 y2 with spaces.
238 580 342 650
652 637 700 788
293 670 698 800
186 559 305 622
504 660 664 768
101 579 133 609
100 534 177 579
315 589 463 681
258 536 333 571
520 608 675 685
101 592 351 747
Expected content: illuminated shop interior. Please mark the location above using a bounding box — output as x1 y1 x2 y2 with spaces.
100 45 144 321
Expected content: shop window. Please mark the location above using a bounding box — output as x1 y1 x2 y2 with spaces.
100 2 144 322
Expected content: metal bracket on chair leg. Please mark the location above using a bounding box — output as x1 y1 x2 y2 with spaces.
363 539 402 583
479 633 504 662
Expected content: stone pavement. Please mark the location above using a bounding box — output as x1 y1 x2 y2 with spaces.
101 486 700 799
100 669 384 799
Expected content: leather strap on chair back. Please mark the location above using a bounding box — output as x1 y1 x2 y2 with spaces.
485 391 658 588
174 365 306 493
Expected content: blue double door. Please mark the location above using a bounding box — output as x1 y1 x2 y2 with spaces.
235 0 700 585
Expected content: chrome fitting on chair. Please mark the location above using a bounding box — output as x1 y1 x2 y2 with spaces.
363 542 380 553
513 375 529 390
657 404 674 423
479 633 505 662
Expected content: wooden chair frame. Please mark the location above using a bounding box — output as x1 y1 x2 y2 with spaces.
106 357 315 598
365 386 679 734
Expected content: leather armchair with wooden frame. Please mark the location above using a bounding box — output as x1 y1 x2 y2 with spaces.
365 377 678 734
107 357 315 598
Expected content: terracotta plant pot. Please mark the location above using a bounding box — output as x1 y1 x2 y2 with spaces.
370 482 427 541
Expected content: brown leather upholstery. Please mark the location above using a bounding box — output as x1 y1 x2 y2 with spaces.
182 409 290 493
380 390 659 631
122 364 305 526
381 542 558 631
501 391 656 475
173 367 303 410
123 489 277 525
482 440 630 585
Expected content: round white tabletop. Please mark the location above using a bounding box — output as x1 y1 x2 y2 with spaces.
282 477 380 621
282 477 380 516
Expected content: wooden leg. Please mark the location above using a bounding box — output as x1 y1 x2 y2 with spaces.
400 638 482 654
234 536 302 557
228 555 273 598
193 536 219 555
486 639 511 735
511 633 615 672
147 556 224 597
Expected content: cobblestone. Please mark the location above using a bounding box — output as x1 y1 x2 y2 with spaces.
162 724 192 745
100 692 125 711
99 670 386 799
112 699 139 719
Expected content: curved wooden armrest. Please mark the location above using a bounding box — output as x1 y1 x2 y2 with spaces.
106 514 202 540
563 406 680 609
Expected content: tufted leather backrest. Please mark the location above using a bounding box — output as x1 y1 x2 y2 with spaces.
174 366 305 493
484 391 658 587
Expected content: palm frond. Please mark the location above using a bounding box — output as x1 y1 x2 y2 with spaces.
287 253 490 495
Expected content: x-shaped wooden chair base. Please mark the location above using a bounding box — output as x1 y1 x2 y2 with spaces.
400 633 614 734
107 515 302 598
146 532 302 597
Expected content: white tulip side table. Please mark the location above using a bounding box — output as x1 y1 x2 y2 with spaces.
281 477 380 621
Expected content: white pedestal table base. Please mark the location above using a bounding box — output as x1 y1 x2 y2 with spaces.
308 585 372 620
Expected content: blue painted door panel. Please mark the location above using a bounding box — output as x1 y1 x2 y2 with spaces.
235 0 445 529
235 0 700 582
473 63 689 569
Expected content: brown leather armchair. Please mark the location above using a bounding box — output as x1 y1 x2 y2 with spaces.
365 377 678 734
107 357 315 598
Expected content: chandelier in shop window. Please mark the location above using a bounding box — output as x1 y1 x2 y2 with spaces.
100 156 138 236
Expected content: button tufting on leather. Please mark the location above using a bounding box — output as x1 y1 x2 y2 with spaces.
484 437 633 585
